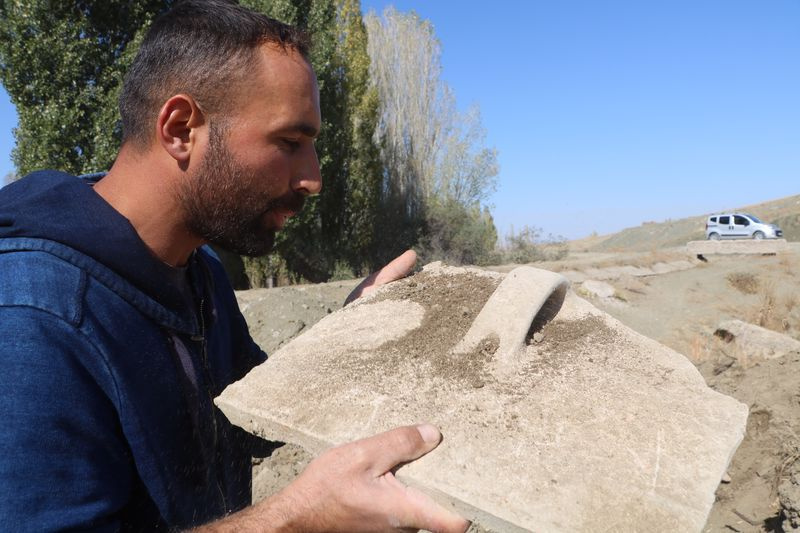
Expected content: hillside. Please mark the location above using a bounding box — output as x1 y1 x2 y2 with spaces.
571 194 800 252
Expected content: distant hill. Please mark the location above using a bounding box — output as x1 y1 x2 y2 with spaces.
570 194 800 252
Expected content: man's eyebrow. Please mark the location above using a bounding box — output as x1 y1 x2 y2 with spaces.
279 123 320 139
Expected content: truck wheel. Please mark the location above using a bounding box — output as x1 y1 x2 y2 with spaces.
708 233 720 240
753 231 765 240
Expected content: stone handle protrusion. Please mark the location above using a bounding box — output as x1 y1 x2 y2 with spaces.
453 266 569 366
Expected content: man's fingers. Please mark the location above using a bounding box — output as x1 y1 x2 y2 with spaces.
399 484 471 533
354 424 442 476
296 424 467 532
380 475 469 533
371 249 417 287
344 249 417 305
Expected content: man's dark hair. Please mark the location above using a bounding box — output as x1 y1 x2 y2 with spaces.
119 0 310 147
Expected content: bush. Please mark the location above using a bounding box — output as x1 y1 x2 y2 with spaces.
242 254 288 289
497 226 568 264
416 199 498 266
329 261 357 281
726 272 759 295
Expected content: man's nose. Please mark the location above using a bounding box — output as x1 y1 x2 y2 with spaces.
292 144 322 196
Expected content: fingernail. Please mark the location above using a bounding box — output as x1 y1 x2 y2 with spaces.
417 424 441 444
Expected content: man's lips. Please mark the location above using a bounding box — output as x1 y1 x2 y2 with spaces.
263 193 305 230
273 207 296 228
264 208 294 230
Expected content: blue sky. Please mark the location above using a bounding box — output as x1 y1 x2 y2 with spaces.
2 1 799 239
361 0 800 238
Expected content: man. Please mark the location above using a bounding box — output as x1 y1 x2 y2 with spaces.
0 1 468 531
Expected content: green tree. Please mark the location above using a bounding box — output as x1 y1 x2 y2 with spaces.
417 200 498 266
0 1 168 176
364 7 499 266
499 226 568 264
336 0 383 274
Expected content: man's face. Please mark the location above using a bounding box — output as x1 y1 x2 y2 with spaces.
179 45 322 256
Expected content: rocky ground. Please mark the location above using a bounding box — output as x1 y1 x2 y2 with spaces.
234 243 800 532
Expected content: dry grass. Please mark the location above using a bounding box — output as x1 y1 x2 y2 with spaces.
688 334 709 363
744 282 797 333
753 284 778 329
779 254 797 277
720 280 798 338
726 272 760 295
647 249 680 264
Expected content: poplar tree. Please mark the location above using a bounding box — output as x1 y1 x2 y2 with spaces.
364 7 499 265
336 0 383 271
0 1 168 176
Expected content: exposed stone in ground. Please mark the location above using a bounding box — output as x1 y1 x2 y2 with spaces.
579 279 615 298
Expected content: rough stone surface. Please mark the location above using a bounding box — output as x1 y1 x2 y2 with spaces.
217 264 748 532
780 463 800 532
651 262 677 274
607 265 655 277
579 279 616 299
687 239 788 256
582 266 614 280
559 269 586 283
562 260 695 283
714 319 800 363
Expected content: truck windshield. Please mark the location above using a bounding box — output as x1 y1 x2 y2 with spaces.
746 214 763 223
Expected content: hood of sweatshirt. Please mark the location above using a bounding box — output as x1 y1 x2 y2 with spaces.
0 170 202 333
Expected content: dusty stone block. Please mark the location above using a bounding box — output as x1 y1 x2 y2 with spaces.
687 239 788 256
651 261 679 274
714 319 800 362
559 269 586 283
217 263 748 532
580 279 616 298
608 265 654 277
582 266 614 280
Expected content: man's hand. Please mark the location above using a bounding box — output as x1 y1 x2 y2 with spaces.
268 424 469 533
344 250 417 306
199 424 469 532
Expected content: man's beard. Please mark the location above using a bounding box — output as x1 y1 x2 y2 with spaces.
179 124 305 257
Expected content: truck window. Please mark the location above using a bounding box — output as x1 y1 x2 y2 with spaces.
719 216 730 225
734 215 749 226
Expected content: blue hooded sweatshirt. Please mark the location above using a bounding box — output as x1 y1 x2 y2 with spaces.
0 171 267 531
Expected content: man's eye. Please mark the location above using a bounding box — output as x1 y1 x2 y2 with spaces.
283 139 300 151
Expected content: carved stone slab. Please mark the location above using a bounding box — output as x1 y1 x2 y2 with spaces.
687 239 788 255
216 263 748 532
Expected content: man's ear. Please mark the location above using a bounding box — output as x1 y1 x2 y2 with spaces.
156 94 206 164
